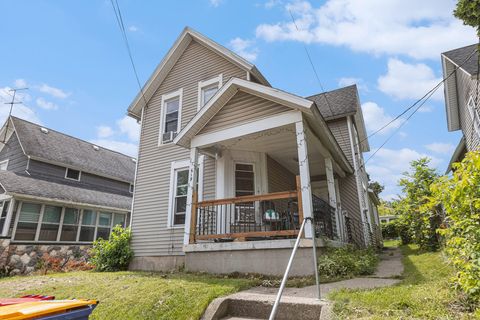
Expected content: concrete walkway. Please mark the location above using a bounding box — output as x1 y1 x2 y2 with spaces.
244 246 404 299
202 247 404 319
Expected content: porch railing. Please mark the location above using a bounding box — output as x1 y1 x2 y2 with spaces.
312 194 337 240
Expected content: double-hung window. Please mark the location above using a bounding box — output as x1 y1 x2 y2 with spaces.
160 89 182 144
60 208 80 241
168 158 204 227
38 205 62 241
15 203 42 241
467 96 480 138
198 75 222 110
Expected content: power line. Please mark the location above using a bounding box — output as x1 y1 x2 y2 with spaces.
357 46 478 148
109 0 149 108
288 10 335 116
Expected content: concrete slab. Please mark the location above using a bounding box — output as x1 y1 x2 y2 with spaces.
370 247 403 278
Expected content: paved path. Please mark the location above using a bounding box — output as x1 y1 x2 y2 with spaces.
244 246 404 299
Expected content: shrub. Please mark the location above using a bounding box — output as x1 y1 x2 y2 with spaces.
90 226 133 272
431 151 480 304
317 245 379 280
381 220 399 239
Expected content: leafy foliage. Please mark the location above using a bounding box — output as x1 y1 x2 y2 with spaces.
317 245 379 280
431 151 480 304
395 158 442 251
454 0 480 37
381 220 399 239
90 226 134 272
368 180 384 197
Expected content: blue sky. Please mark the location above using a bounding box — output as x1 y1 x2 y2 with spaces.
0 0 476 200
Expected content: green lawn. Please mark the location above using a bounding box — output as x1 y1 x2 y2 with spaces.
0 271 256 319
329 244 480 319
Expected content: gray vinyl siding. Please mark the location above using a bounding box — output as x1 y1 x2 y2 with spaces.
202 156 216 201
199 91 292 134
327 118 353 165
131 39 247 256
338 174 364 245
267 155 296 192
28 159 130 195
0 133 27 172
456 69 480 151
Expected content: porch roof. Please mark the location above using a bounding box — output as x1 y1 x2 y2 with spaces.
174 77 353 174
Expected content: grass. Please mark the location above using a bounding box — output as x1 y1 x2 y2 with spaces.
329 243 480 319
0 271 256 319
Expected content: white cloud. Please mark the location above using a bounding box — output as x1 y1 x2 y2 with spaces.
265 0 282 8
229 37 259 61
366 147 441 200
128 25 139 32
90 139 138 158
36 97 58 110
425 142 455 154
418 105 434 113
255 0 476 60
209 0 222 7
361 102 401 134
378 58 443 101
97 125 114 138
338 77 368 92
117 116 139 141
0 87 40 125
37 84 70 99
14 79 27 88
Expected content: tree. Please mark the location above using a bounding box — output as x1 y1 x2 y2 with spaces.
454 0 480 37
368 181 384 197
396 158 441 250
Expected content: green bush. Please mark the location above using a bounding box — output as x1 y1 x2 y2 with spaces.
431 151 480 304
381 220 399 239
317 245 379 280
90 226 134 272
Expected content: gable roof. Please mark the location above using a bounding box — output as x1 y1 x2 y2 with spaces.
127 27 270 119
6 116 136 183
307 85 370 152
174 77 353 174
0 171 131 211
442 44 478 77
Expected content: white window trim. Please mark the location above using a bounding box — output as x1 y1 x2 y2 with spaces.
197 74 222 111
167 156 204 229
467 96 480 138
65 167 81 181
159 88 183 146
0 159 9 171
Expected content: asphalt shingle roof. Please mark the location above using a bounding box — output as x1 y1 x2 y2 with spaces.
443 44 479 76
11 116 136 182
306 85 359 119
0 171 131 210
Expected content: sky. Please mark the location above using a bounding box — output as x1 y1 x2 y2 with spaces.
0 0 476 201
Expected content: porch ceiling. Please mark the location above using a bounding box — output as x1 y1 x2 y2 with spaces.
200 124 327 176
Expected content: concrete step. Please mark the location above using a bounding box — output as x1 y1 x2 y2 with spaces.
221 317 265 320
202 292 326 320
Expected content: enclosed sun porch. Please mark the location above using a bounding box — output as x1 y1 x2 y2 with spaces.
174 79 356 253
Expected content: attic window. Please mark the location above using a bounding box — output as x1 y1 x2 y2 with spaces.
65 168 81 181
40 127 49 134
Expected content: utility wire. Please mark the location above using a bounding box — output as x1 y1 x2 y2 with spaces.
288 10 335 116
109 0 149 108
357 46 478 149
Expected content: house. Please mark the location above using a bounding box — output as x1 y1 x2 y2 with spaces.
441 44 479 171
379 215 398 224
127 27 381 276
0 116 135 273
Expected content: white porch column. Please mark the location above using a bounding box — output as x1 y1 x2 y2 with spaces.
295 120 313 238
325 157 341 239
183 147 199 245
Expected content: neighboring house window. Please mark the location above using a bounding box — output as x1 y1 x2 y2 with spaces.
160 89 182 144
38 205 62 241
198 74 222 110
467 96 480 137
0 200 11 235
0 159 8 171
129 184 134 193
168 158 204 227
12 202 127 243
65 168 81 181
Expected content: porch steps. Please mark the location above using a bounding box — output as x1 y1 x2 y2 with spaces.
202 292 326 320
